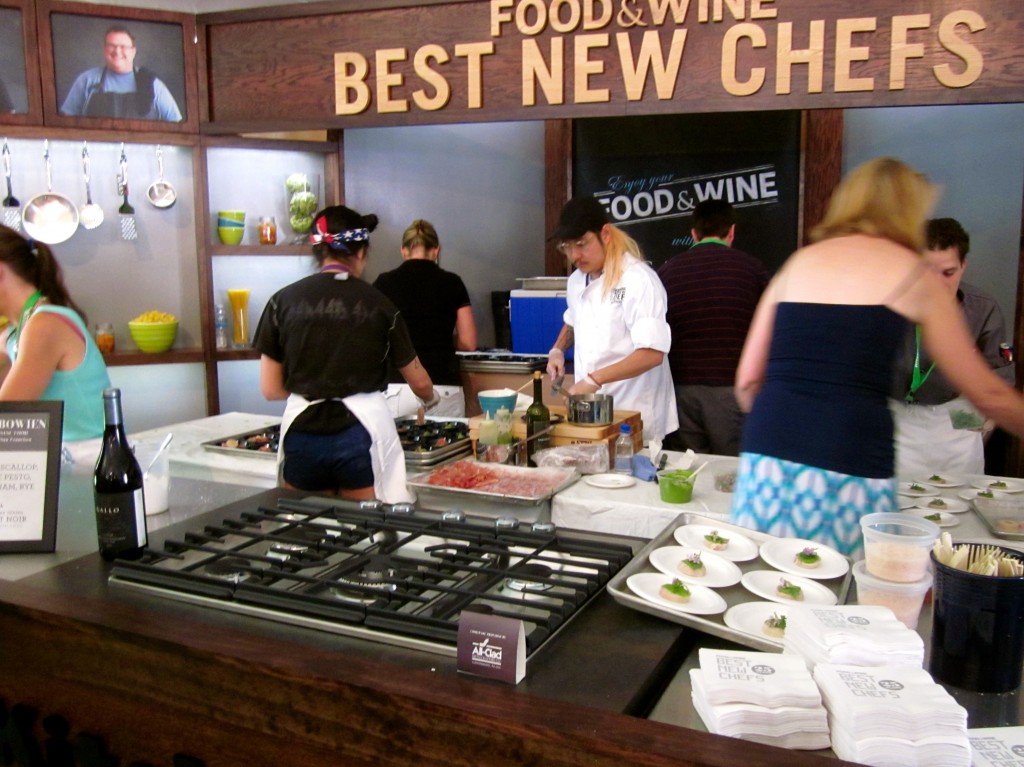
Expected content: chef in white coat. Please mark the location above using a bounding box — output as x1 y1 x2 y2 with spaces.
546 196 678 443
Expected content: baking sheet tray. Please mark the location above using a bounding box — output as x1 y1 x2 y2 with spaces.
407 461 579 514
971 496 1024 540
607 514 853 652
201 425 280 460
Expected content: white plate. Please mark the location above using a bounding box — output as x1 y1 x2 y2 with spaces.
970 477 1024 494
723 601 791 647
626 572 728 616
648 546 742 588
584 473 636 489
897 496 916 510
904 508 959 528
758 538 849 580
912 496 970 513
673 524 759 562
959 488 1011 502
740 569 838 606
898 482 940 497
914 474 965 488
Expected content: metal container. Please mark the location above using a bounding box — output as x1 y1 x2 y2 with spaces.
567 393 614 425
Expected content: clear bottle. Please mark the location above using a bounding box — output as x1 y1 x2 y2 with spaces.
214 303 229 350
614 423 634 474
93 388 147 561
525 371 552 467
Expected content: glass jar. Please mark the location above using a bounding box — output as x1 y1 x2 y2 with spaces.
258 216 277 245
95 322 115 353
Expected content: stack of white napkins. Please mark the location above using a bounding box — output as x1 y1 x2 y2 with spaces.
814 663 970 767
690 648 830 750
783 604 925 669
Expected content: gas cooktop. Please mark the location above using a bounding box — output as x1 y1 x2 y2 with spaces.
109 491 639 661
457 350 548 373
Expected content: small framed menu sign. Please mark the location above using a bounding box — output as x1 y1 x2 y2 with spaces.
457 611 526 685
0 401 63 553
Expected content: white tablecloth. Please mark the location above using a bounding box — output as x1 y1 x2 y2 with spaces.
551 453 738 539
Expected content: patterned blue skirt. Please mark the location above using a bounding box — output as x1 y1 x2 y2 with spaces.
729 452 897 558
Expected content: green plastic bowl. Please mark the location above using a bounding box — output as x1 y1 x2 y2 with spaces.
218 226 244 245
128 320 178 353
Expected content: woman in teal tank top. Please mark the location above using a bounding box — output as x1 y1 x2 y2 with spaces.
0 226 111 441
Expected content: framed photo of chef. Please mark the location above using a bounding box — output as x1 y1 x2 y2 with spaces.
0 0 43 125
37 0 198 133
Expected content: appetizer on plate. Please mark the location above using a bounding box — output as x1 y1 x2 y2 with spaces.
776 578 804 601
763 612 787 639
704 530 730 551
659 578 691 604
925 498 949 509
794 546 821 569
678 552 706 578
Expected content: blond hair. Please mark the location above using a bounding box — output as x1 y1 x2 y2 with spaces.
811 157 936 252
600 225 644 297
401 219 440 251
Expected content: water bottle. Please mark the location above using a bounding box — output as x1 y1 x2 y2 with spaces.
214 303 229 349
614 423 634 474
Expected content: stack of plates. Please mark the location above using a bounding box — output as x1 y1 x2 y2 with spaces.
690 648 830 750
814 663 970 767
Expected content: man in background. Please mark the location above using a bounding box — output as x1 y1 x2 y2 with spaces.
657 199 768 455
891 217 1015 478
60 25 182 121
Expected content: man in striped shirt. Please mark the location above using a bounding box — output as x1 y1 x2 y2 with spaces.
657 199 769 455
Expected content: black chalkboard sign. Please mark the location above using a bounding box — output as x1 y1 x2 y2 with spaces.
573 112 801 272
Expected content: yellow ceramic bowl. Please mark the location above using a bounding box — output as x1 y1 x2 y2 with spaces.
128 320 178 353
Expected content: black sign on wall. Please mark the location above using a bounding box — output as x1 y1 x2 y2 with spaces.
573 112 802 272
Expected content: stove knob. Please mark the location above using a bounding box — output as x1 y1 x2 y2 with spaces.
495 515 520 531
531 521 556 534
442 509 466 524
359 499 384 512
388 503 416 516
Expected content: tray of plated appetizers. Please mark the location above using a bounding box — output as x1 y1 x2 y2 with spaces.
607 514 854 652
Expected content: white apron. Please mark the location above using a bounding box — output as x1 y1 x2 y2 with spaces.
891 396 985 479
278 391 415 504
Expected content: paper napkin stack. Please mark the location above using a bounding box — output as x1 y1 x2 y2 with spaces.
783 604 925 669
814 663 970 767
690 648 831 750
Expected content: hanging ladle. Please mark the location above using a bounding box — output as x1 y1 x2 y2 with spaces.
146 145 176 209
79 142 103 230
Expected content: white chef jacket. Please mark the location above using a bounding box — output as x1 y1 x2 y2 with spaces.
563 253 678 442
891 396 985 479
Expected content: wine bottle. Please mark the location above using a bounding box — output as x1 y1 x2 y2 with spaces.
93 388 147 561
525 371 552 467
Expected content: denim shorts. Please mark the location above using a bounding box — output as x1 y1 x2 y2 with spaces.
282 422 374 491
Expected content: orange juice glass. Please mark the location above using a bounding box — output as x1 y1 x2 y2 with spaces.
227 288 251 347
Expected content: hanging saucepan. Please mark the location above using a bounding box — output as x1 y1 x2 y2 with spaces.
22 140 79 244
566 393 614 425
146 145 176 209
79 142 104 230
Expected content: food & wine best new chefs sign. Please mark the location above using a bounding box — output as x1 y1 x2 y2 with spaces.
203 0 1024 128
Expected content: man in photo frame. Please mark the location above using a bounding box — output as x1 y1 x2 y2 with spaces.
59 25 182 122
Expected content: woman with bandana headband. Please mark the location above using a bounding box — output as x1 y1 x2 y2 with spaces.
0 225 111 442
253 205 436 502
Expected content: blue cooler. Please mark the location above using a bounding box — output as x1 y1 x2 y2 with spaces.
510 289 571 358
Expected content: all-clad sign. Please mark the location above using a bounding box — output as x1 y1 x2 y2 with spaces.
458 611 526 684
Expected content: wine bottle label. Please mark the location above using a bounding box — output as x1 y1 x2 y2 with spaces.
94 488 147 553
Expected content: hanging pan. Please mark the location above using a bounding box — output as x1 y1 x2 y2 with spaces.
22 140 79 244
146 145 176 209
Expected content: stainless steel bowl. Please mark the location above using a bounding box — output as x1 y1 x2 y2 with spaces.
567 393 614 425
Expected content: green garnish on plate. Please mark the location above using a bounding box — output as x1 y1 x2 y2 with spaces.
927 498 947 509
795 547 820 564
909 483 927 492
662 579 691 598
681 552 703 570
704 531 729 545
990 480 1009 489
925 513 942 522
979 490 995 499
776 578 803 600
929 474 946 483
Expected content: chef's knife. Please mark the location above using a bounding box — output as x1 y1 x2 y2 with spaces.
550 374 566 396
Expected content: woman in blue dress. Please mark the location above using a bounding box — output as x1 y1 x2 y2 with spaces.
730 158 1024 556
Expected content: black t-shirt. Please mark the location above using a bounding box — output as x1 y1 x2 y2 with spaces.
373 260 471 385
254 271 418 432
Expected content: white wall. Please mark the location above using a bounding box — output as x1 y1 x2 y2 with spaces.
348 121 548 349
843 104 1024 325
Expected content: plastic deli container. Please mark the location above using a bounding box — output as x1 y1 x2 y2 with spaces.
852 560 933 629
860 512 941 583
658 469 694 503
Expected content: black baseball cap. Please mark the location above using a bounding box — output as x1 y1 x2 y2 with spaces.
549 196 609 241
